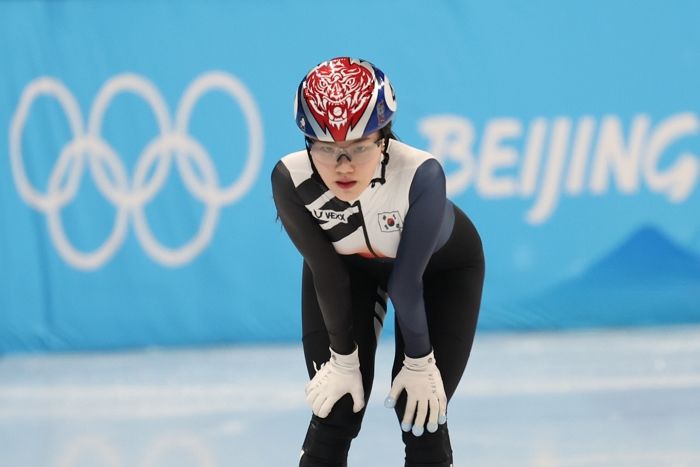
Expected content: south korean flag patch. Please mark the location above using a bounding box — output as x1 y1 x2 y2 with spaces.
378 211 402 232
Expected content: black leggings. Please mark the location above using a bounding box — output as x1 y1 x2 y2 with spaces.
299 206 484 467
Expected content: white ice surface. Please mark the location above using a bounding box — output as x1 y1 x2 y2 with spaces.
1 325 700 467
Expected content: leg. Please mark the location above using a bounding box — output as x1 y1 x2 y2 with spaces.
299 261 389 466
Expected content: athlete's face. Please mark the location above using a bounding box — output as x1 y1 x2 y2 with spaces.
308 132 384 202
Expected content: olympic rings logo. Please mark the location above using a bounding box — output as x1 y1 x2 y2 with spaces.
10 72 263 270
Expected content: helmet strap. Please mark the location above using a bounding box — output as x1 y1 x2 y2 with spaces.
370 135 391 188
304 137 326 185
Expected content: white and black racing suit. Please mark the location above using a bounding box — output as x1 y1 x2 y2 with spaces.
272 138 485 467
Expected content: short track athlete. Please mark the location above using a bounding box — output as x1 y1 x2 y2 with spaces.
272 57 485 467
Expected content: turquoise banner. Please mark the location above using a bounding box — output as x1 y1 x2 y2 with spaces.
1 0 699 353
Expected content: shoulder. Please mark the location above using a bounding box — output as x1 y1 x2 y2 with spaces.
386 139 445 186
272 149 311 188
387 139 435 171
280 149 311 170
415 158 445 181
392 144 445 199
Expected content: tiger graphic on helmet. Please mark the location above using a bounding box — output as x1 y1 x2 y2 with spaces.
295 57 397 142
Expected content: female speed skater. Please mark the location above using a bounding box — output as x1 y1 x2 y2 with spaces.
271 56 485 467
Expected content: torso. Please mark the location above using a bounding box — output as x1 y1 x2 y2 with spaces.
280 140 434 258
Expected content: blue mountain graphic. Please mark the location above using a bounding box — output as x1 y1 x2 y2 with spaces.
490 226 700 330
579 226 700 284
691 227 700 256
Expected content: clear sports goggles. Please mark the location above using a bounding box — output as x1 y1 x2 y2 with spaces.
306 137 383 166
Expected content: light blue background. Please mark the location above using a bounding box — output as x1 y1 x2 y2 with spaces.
1 0 699 353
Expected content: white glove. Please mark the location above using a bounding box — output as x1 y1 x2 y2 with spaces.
384 350 447 436
305 346 365 418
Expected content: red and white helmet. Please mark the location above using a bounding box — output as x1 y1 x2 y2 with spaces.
295 57 397 142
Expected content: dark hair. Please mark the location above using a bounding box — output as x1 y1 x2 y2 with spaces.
380 121 398 141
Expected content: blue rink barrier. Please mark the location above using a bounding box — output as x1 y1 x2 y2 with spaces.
1 1 699 353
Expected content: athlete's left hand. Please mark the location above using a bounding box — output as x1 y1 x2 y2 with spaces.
384 350 447 436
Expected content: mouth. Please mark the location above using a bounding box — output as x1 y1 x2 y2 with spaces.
336 180 357 190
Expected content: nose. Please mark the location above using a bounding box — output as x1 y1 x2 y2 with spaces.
335 156 354 173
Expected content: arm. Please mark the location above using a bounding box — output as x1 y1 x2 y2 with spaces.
271 161 355 354
385 159 449 436
387 158 448 358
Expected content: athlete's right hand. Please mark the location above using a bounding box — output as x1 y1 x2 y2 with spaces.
305 346 365 418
